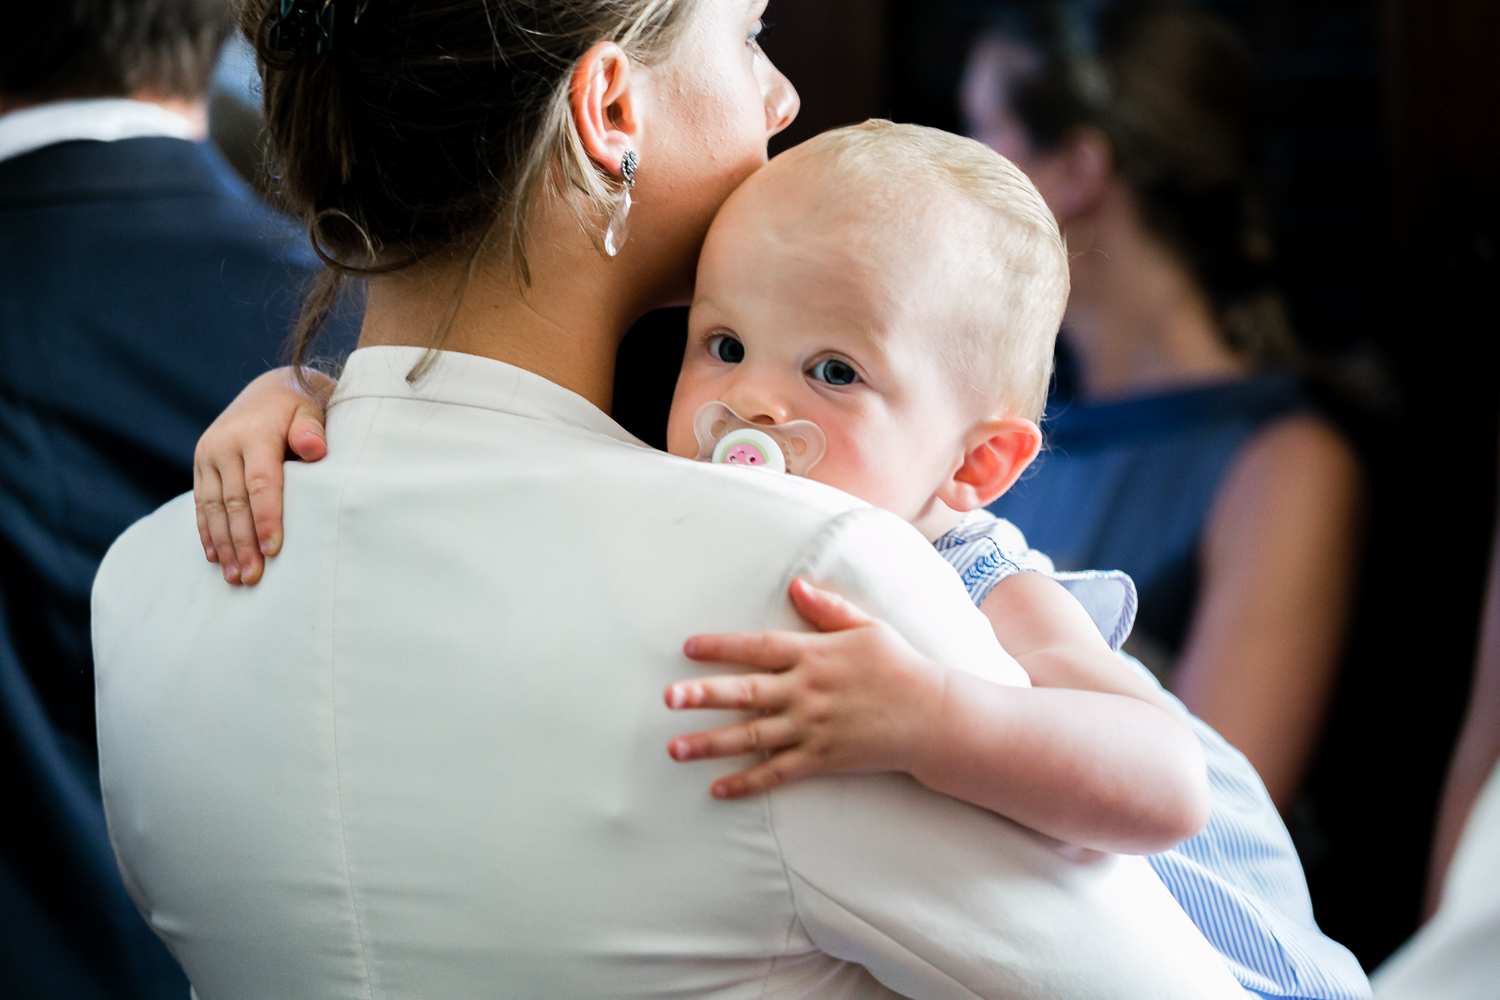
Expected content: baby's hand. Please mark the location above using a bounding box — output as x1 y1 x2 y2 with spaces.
665 578 948 799
194 367 334 585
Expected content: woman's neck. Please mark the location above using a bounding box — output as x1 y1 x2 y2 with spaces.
358 202 673 415
1060 182 1250 401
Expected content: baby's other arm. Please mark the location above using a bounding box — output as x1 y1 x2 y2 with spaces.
194 367 333 585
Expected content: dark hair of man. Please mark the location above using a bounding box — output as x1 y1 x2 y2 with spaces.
998 0 1297 366
0 1 234 104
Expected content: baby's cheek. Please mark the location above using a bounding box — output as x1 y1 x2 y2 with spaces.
805 448 880 502
664 413 695 457
664 390 706 459
814 439 927 516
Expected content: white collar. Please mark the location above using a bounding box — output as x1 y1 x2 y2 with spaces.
331 346 651 449
0 98 199 165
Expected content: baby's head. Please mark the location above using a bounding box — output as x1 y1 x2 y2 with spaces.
665 120 1068 536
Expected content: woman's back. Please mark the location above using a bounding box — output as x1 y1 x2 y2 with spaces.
93 348 1248 1000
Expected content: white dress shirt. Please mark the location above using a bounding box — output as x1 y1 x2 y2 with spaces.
0 98 198 165
93 346 1246 999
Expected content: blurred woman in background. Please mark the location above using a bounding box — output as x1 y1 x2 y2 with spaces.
962 0 1364 812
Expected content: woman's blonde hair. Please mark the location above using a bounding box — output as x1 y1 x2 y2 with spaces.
241 0 699 378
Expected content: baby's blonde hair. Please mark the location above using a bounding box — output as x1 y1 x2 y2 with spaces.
783 120 1069 421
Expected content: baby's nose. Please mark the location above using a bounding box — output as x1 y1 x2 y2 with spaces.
723 391 790 427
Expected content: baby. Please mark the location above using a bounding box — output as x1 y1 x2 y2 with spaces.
654 120 1209 853
195 120 1208 857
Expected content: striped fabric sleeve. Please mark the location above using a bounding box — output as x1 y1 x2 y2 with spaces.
933 511 1138 650
1126 655 1372 1000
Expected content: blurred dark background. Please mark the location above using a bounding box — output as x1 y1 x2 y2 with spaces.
608 0 1499 970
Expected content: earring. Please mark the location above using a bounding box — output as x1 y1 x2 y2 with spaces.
604 149 638 257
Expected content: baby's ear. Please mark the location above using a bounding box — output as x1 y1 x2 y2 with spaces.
937 418 1042 513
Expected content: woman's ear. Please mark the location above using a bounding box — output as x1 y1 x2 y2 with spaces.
571 42 639 177
937 418 1043 513
1037 125 1113 222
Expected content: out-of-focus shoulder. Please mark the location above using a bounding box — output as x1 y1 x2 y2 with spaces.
1236 413 1360 488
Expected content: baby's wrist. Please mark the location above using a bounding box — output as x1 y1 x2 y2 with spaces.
893 661 957 782
902 669 1032 798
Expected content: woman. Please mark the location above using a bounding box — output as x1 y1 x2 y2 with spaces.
961 0 1364 811
92 0 1262 995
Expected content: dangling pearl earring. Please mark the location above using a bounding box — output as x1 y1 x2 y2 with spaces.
604 149 638 257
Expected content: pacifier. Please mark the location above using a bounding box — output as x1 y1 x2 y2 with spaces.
693 401 826 477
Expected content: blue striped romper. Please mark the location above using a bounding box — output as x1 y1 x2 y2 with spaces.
935 510 1371 1000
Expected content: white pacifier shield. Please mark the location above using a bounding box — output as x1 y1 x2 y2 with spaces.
692 401 827 477
712 427 786 474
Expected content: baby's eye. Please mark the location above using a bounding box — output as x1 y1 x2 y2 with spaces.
708 334 745 364
809 358 859 386
747 19 765 47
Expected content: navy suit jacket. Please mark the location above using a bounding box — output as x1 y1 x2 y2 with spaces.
0 137 356 998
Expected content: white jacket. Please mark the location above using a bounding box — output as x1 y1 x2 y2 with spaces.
93 346 1244 999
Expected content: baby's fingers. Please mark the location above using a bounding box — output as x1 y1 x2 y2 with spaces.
788 577 876 633
287 404 328 463
708 750 821 800
683 630 804 671
666 714 798 764
214 458 264 585
243 438 289 559
665 672 790 712
196 462 242 582
193 462 217 563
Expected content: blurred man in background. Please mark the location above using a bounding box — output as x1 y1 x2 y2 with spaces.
0 2 350 994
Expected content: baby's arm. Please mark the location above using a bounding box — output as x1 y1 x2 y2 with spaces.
194 367 333 584
970 571 1209 847
668 576 1209 855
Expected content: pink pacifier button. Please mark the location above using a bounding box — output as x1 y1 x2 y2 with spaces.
711 426 787 473
723 443 767 466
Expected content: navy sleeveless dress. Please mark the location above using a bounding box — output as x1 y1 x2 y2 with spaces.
988 372 1309 669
